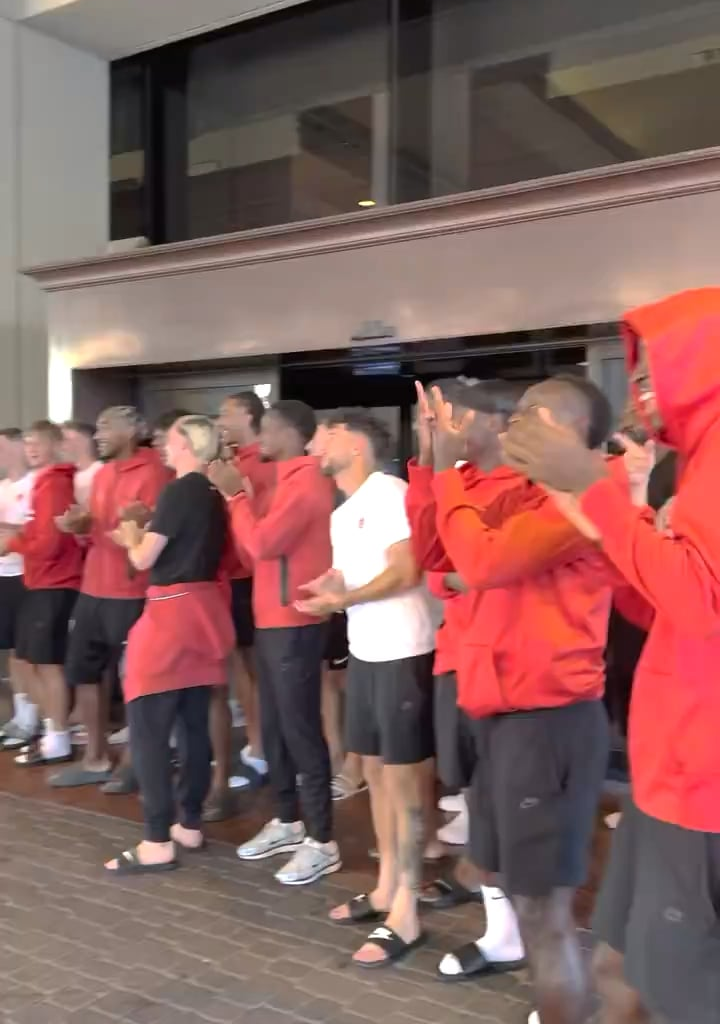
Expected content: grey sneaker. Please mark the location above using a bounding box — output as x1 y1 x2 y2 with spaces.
236 818 305 861
274 838 342 886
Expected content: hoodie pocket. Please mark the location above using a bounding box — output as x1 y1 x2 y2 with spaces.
279 556 289 607
456 643 506 717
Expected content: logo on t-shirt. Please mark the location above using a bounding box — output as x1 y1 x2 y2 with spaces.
358 518 364 529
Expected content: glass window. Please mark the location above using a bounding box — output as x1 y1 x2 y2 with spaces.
184 0 390 238
110 61 146 241
422 0 720 196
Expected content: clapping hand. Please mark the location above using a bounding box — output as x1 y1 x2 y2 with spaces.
55 504 91 535
208 460 251 499
612 433 655 507
294 570 347 616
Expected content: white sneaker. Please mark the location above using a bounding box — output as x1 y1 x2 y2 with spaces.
438 793 465 814
274 838 342 886
228 775 252 790
236 819 305 861
240 744 268 776
437 807 469 846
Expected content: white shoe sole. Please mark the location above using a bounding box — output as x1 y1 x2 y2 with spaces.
275 858 343 886
236 840 304 862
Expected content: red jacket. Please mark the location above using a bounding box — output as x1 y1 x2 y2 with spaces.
229 455 333 628
7 464 83 590
428 471 617 718
81 448 170 600
407 460 519 676
580 288 720 833
228 442 277 581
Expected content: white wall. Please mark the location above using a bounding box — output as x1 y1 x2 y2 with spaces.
0 16 107 424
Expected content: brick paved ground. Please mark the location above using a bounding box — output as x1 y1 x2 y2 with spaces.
0 792 550 1024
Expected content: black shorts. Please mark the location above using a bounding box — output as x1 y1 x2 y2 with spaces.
0 575 25 651
230 578 254 648
345 651 435 766
324 613 348 670
15 588 78 667
593 800 720 1024
65 594 145 687
468 699 609 898
434 671 475 790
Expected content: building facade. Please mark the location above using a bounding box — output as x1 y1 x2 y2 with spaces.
12 0 720 452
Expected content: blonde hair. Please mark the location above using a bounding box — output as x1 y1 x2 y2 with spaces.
174 415 220 463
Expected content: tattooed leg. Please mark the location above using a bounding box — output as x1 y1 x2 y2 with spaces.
352 762 424 965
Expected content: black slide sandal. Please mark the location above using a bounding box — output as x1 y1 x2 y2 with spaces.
419 875 484 911
333 893 385 926
354 927 427 969
437 941 525 982
105 848 179 876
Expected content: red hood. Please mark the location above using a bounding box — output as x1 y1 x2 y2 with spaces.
623 288 720 456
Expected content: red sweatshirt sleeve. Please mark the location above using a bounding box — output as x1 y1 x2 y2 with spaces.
613 583 655 632
433 468 590 589
405 460 454 572
581 475 720 637
229 477 320 561
426 570 459 601
7 476 69 562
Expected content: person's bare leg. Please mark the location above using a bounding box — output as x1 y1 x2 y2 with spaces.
207 685 232 803
592 943 651 1024
234 648 263 758
418 757 445 859
514 888 588 1024
330 755 395 921
321 665 344 774
354 762 422 963
340 751 364 787
7 655 38 723
37 665 68 731
76 682 111 769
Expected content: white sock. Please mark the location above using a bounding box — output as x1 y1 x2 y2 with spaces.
40 727 71 760
528 1013 540 1024
13 693 37 731
438 885 525 976
476 886 525 962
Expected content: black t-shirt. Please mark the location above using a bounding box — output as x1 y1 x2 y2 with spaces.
149 472 227 587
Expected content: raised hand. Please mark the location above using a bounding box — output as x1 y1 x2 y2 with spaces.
612 433 655 507
414 381 435 466
429 385 472 472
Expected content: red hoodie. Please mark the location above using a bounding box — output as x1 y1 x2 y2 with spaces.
228 455 334 628
580 288 720 833
426 469 620 719
407 460 520 676
7 464 83 590
80 448 171 600
228 442 277 581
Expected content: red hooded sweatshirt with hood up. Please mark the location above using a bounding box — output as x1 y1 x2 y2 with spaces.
580 288 720 834
7 463 83 589
81 447 171 599
228 455 334 629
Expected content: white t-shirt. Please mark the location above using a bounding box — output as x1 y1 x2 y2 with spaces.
74 461 103 507
0 472 36 577
331 472 435 663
